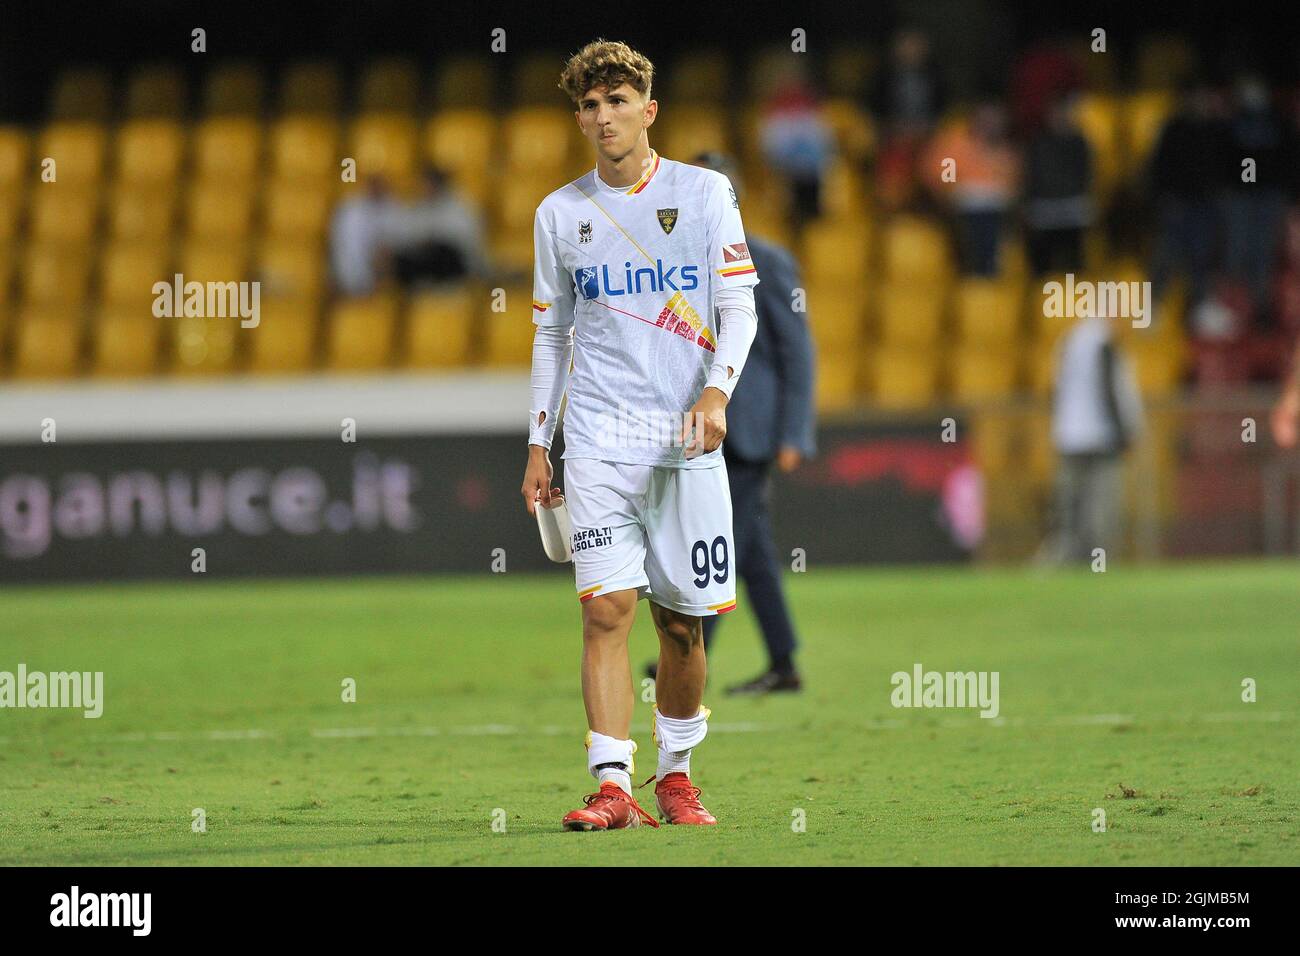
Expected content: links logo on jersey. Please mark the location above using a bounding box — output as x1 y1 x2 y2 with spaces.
657 208 678 234
574 261 700 299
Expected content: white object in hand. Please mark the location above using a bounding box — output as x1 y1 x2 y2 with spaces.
535 495 574 563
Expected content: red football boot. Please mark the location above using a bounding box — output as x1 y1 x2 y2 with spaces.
562 782 659 831
650 772 717 825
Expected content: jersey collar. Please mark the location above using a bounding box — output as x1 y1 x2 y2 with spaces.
624 149 660 195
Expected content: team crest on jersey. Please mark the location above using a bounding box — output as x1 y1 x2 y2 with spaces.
657 208 679 235
578 220 592 244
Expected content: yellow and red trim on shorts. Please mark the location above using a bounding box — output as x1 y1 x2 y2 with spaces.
578 584 603 603
708 599 737 614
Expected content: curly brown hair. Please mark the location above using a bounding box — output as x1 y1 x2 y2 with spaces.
558 39 654 104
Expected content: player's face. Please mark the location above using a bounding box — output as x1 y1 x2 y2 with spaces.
575 83 655 160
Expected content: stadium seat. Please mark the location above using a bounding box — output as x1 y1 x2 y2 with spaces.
482 284 534 367
1073 94 1122 198
124 65 186 117
0 187 24 244
12 306 83 379
881 215 952 284
406 288 474 367
821 99 876 164
659 106 730 162
359 58 420 113
179 240 248 286
170 313 240 374
666 53 730 104
1027 340 1058 396
1124 90 1175 178
495 174 554 234
949 347 1020 403
954 278 1024 345
49 68 112 122
805 285 864 353
0 242 13 307
29 185 98 243
185 181 256 239
877 282 947 347
270 116 340 181
0 126 27 188
349 113 419 184
193 117 262 182
279 62 342 115
325 294 399 369
100 241 169 305
503 108 571 175
511 53 569 107
802 219 871 284
257 239 325 299
21 242 92 306
91 305 162 377
433 55 496 109
203 61 265 115
826 47 878 100
264 178 334 238
114 119 185 185
247 297 320 373
815 354 859 412
107 183 175 241
819 158 869 220
424 111 496 203
868 346 939 409
1125 331 1186 396
37 122 107 184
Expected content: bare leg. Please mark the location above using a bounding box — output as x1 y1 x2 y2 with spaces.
580 589 638 737
650 603 706 717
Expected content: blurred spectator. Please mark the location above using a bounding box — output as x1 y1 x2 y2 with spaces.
1147 80 1229 309
329 175 397 297
1041 311 1144 564
871 27 947 212
1220 73 1295 321
1010 38 1084 136
759 65 834 227
1024 93 1093 275
383 166 491 288
922 99 1019 276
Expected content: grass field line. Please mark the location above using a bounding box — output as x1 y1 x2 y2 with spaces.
0 711 1289 747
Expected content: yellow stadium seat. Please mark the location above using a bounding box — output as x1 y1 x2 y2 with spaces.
49 68 112 122
425 110 496 181
1125 90 1174 178
805 285 864 353
815 354 859 412
0 126 27 188
659 106 730 161
881 215 952 284
1126 331 1185 396
949 348 1020 403
114 119 185 184
29 185 98 242
877 282 947 347
821 99 875 164
170 314 240 374
0 187 22 244
820 158 868 220
495 174 553 233
1027 340 1058 396
279 62 342 114
955 278 1024 345
868 346 939 409
0 242 14 307
349 113 418 182
185 181 255 239
503 108 571 175
107 183 175 241
38 122 107 184
248 298 319 372
203 62 264 115
91 305 161 376
264 178 334 238
406 288 474 367
482 284 534 367
100 241 169 305
193 117 262 182
1073 94 1122 197
12 306 83 378
802 220 871 284
270 116 339 180
22 243 92 306
359 58 420 113
257 239 325 299
124 65 185 117
667 54 730 104
178 240 248 285
326 294 398 369
434 55 496 109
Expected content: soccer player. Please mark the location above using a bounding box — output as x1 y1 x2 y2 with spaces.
520 39 759 830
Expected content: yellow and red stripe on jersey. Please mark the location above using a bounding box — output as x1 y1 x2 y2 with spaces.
717 264 757 278
656 292 717 352
708 599 737 614
578 584 602 603
532 299 551 313
626 150 661 195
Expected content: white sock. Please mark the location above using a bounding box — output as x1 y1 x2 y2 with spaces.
652 707 709 780
596 765 632 794
657 748 690 779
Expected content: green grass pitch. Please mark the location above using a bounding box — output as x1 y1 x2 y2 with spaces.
1 561 1296 866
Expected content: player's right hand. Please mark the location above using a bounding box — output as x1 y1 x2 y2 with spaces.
522 446 561 516
1271 390 1300 449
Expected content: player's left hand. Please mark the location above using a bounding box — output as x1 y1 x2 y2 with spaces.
682 387 728 456
1271 389 1300 448
776 445 804 473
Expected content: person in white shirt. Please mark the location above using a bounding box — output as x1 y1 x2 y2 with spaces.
520 39 758 830
328 175 396 296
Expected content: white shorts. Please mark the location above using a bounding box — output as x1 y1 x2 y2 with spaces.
564 457 737 617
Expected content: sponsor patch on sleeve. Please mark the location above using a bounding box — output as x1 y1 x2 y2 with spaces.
722 242 751 263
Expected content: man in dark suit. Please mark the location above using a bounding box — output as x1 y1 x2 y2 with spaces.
647 152 817 695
